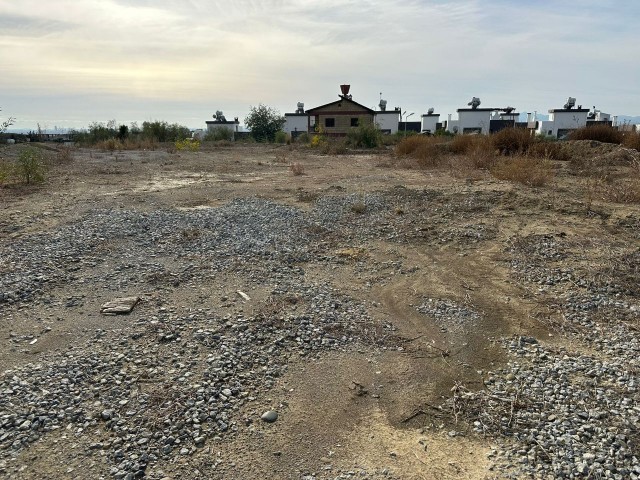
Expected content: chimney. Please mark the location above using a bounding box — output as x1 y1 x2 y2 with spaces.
340 84 351 97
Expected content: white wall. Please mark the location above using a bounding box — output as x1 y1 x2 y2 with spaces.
375 112 400 134
421 115 439 134
535 121 555 137
538 110 588 138
447 120 460 134
284 115 308 134
458 110 492 135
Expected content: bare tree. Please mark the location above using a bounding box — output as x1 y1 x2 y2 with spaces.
1 107 15 134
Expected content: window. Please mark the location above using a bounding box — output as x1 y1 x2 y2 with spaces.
325 118 335 128
351 118 359 127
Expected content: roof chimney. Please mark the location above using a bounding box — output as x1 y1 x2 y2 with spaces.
340 84 351 97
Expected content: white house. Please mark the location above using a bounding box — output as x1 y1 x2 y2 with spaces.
421 111 440 134
535 107 589 139
284 102 308 137
454 108 494 135
375 109 400 134
205 111 239 140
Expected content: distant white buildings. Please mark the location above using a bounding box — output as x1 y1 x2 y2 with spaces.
204 91 626 141
421 110 440 134
284 102 308 137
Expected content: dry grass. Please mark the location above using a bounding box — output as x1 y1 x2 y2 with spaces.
490 155 555 187
449 134 479 155
289 162 304 176
491 128 532 155
95 138 158 151
395 136 447 168
568 125 623 144
527 141 569 160
623 132 640 151
55 146 74 163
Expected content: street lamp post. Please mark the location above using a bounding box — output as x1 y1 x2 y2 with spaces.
404 112 414 135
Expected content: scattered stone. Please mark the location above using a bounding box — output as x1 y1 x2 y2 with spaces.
100 296 140 315
261 411 278 423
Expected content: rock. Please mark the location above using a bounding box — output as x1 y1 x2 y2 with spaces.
261 411 278 423
100 297 140 315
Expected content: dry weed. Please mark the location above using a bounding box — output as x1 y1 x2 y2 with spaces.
568 125 623 144
491 155 554 187
289 162 304 176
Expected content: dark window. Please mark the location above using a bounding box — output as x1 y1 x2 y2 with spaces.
325 118 335 128
351 118 359 127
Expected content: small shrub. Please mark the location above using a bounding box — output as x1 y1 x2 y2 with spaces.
490 155 554 187
204 128 233 142
0 162 11 185
16 147 46 184
527 141 569 160
602 180 640 203
274 131 288 144
296 132 310 144
311 134 327 148
289 162 304 176
327 140 348 155
449 134 478 154
274 151 288 163
175 139 200 152
56 146 73 163
491 128 532 155
568 125 623 144
350 202 367 214
346 123 382 148
96 138 122 151
396 135 434 156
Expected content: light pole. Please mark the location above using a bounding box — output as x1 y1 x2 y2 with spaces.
404 112 414 135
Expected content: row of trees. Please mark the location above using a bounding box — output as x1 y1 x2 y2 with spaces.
72 120 191 145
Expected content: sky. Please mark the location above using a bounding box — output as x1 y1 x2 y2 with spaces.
1 0 639 131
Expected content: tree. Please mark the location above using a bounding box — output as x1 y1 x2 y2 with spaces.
245 104 285 142
1 107 15 134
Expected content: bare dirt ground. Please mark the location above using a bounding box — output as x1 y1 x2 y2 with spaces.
0 142 638 479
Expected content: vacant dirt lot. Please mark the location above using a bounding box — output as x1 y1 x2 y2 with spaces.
0 142 638 479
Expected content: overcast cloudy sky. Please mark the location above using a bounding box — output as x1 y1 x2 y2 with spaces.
1 0 639 130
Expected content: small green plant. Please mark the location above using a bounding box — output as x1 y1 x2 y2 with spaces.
274 131 288 144
175 138 200 152
16 147 46 184
296 132 310 144
204 127 233 142
346 122 382 148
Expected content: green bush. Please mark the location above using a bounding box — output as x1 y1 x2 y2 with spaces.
245 104 286 142
274 131 288 144
175 139 200 151
16 147 46 184
296 132 310 144
141 121 190 142
346 122 382 148
204 127 233 142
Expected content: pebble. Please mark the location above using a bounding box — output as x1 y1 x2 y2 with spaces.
261 411 278 423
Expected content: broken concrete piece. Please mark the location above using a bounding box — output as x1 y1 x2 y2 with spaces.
100 296 140 315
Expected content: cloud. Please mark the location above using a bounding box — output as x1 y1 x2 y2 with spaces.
1 0 638 129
